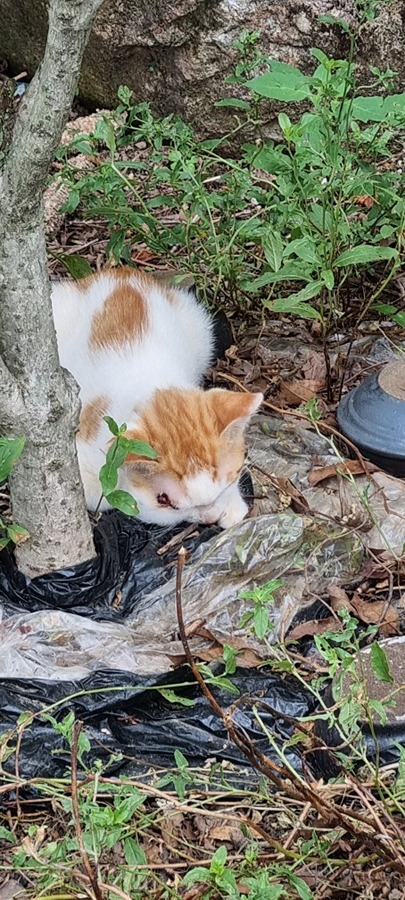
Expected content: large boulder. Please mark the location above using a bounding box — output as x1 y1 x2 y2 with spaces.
2 0 404 136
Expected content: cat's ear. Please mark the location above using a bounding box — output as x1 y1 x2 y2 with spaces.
210 389 263 434
122 427 159 466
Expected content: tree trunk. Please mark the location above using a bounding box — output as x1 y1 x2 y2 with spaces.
0 0 103 577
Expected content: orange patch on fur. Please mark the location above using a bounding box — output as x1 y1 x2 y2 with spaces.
89 277 150 350
124 388 260 483
79 395 109 442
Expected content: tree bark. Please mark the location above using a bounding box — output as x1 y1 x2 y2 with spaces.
0 0 103 577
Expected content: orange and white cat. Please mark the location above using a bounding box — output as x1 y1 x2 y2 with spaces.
52 268 262 528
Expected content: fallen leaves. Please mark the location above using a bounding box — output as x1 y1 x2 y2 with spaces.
289 580 400 642
280 378 324 406
328 583 399 636
308 459 379 486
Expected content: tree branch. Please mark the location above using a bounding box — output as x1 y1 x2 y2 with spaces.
6 0 104 208
0 0 102 575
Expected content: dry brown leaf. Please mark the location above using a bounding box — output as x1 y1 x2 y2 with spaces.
301 349 327 383
166 653 188 667
327 585 351 612
350 593 400 635
354 194 375 208
288 616 338 640
208 822 245 847
195 645 223 663
195 628 266 668
273 475 309 513
280 378 323 405
160 812 184 851
308 459 378 486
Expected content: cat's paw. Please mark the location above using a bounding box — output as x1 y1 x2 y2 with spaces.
217 490 248 529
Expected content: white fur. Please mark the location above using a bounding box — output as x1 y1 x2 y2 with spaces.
52 271 259 526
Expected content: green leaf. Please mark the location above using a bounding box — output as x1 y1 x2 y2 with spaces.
208 674 239 695
334 245 398 268
317 14 351 32
310 48 331 67
147 195 177 209
278 112 292 132
61 189 80 213
106 490 139 517
247 61 312 102
288 873 314 900
262 230 284 272
276 279 323 305
103 416 120 437
121 437 158 460
57 254 93 280
0 826 16 844
372 303 398 315
99 459 119 496
284 237 319 265
243 263 312 292
174 749 189 769
368 698 389 726
106 230 126 263
0 436 25 482
157 688 195 707
7 524 29 546
183 867 210 886
394 312 405 328
211 844 227 870
370 642 394 683
350 93 405 123
215 98 251 110
117 84 133 106
322 269 335 290
94 117 116 153
124 837 147 866
100 438 129 492
254 605 269 639
269 297 322 320
68 136 94 154
78 732 91 760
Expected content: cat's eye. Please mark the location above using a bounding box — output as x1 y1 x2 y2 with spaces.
157 492 171 507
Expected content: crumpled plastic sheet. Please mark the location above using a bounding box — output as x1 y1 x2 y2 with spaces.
248 415 405 553
0 497 361 782
0 512 362 681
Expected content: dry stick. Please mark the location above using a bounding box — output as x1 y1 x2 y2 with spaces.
157 523 198 556
71 721 104 900
283 801 312 852
175 549 405 873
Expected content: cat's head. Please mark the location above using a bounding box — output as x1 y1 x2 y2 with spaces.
120 387 263 527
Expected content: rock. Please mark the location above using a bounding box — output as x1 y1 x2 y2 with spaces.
1 0 404 139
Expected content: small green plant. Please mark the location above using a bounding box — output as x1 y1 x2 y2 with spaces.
183 845 240 896
184 845 314 899
56 28 404 400
156 749 193 800
0 435 29 549
241 36 404 330
239 577 283 639
96 415 156 515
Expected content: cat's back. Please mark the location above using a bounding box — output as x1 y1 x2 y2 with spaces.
52 268 213 384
